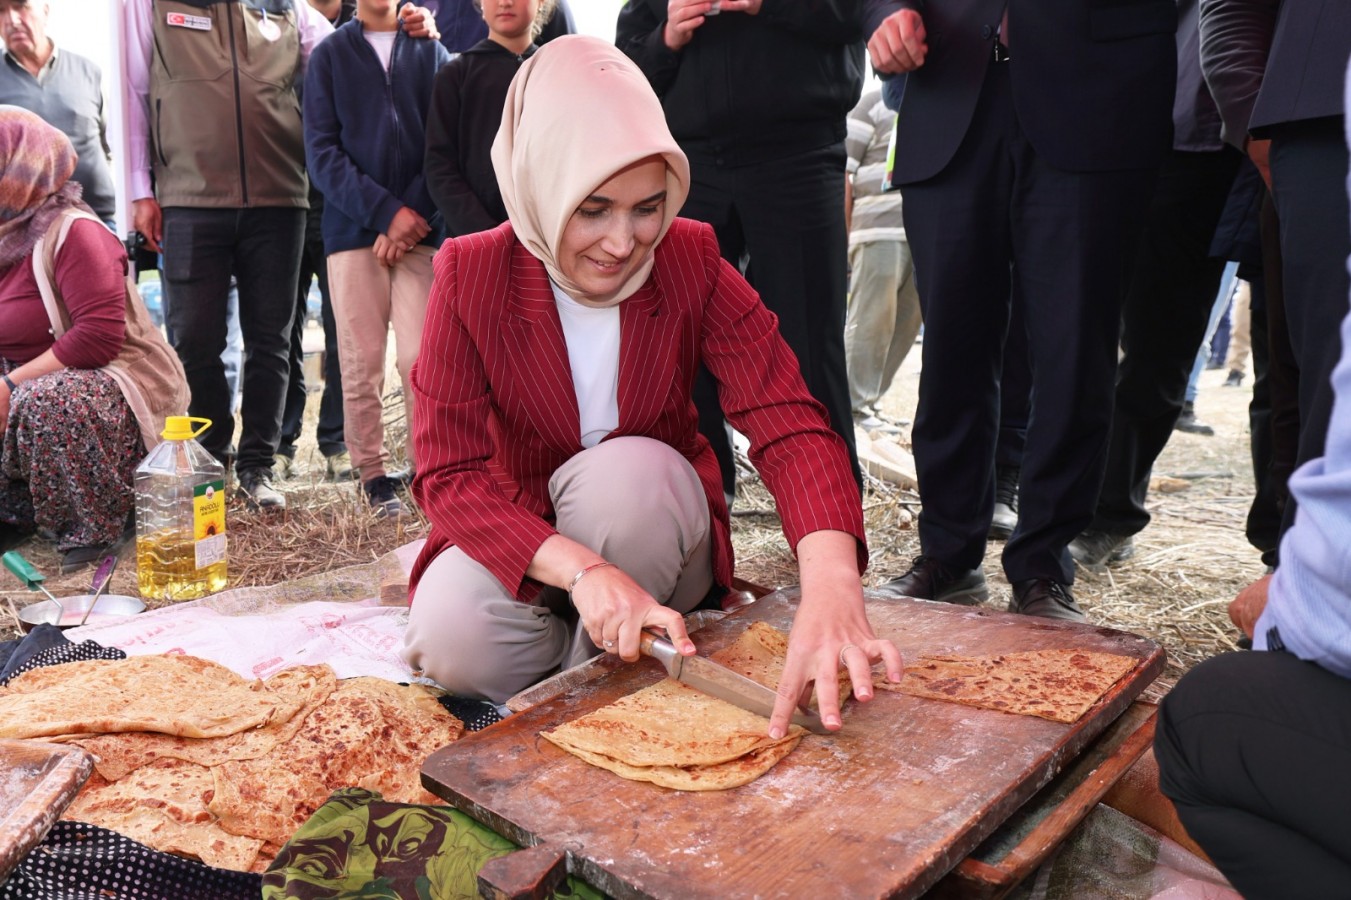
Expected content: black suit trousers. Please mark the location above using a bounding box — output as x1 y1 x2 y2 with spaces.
1270 117 1351 537
682 143 860 498
1156 651 1351 898
901 64 1156 584
1091 149 1242 536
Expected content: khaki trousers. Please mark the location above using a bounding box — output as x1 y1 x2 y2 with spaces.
844 239 923 416
402 436 714 703
326 246 433 480
1224 279 1252 376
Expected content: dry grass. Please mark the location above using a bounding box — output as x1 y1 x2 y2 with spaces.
3 362 1262 697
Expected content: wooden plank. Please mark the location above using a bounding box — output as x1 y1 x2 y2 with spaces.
930 703 1158 898
423 590 1164 900
0 739 94 881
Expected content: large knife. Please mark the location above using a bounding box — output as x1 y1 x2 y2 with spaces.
639 632 830 735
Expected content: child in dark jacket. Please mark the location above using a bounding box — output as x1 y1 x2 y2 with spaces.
303 0 450 518
423 0 554 236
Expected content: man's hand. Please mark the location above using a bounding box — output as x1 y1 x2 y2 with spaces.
868 9 927 74
373 234 405 268
132 198 163 253
1247 138 1272 191
1230 573 1271 639
385 207 430 252
664 0 717 51
399 4 440 41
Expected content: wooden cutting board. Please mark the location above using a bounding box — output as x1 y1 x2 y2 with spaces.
422 590 1164 900
0 739 94 881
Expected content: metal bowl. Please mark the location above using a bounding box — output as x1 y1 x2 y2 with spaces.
16 594 145 632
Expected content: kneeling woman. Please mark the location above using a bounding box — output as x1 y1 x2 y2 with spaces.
0 107 185 571
403 37 901 736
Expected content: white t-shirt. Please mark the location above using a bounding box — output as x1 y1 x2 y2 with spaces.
551 281 620 448
364 30 396 70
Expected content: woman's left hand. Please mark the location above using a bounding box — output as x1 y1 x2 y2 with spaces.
768 531 903 739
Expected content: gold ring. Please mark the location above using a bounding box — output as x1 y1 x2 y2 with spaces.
838 643 859 667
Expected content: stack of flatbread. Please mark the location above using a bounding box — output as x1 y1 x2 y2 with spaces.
542 622 820 792
0 656 462 872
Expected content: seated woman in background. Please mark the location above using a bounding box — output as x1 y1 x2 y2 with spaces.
0 107 185 572
402 37 902 737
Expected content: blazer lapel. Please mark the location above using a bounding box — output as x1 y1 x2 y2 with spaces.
503 252 582 451
617 277 677 433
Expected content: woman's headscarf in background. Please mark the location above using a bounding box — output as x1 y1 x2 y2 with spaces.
491 35 690 308
0 105 89 269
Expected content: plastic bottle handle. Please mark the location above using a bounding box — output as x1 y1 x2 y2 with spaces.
182 417 212 440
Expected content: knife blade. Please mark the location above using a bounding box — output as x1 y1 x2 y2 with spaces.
639 631 830 735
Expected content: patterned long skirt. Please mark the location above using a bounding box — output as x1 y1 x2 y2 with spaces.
0 367 145 551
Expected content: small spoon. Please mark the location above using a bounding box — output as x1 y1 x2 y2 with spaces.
79 554 119 626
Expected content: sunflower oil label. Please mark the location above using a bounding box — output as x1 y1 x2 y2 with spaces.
193 479 227 569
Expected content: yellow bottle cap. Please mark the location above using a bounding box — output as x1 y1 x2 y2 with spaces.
161 416 212 441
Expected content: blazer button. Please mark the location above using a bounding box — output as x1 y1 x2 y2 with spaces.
980 24 993 40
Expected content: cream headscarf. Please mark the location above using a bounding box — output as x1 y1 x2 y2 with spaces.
491 35 690 308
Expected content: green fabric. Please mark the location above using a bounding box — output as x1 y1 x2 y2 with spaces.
261 788 603 900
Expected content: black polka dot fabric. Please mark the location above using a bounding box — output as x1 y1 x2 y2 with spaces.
1 639 126 686
438 695 504 731
0 821 260 900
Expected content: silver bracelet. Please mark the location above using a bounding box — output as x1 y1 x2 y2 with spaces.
567 561 614 597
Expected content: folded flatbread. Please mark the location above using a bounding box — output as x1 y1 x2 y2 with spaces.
70 664 339 780
0 655 308 740
541 623 805 791
878 648 1137 724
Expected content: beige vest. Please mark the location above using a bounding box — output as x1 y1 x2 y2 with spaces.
34 210 191 450
149 0 308 208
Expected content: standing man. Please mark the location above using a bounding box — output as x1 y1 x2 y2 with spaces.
865 0 1177 620
616 0 864 507
1068 0 1243 568
1200 0 1351 544
125 0 339 509
0 0 116 226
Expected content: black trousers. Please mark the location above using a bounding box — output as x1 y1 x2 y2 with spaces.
279 227 346 460
161 206 305 472
1091 149 1242 536
901 63 1156 584
1156 651 1351 898
682 142 859 498
1269 116 1351 538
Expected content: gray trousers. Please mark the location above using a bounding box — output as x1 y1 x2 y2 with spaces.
402 437 714 703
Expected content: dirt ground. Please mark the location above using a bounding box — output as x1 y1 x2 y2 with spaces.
2 330 1261 695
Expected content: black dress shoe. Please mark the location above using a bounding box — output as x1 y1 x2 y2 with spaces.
1068 529 1135 568
873 556 989 605
989 465 1020 541
1174 401 1214 436
1009 579 1086 623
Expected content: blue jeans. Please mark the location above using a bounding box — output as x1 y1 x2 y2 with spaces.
161 206 305 472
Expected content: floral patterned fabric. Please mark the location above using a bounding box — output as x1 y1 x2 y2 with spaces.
261 788 603 900
0 366 143 550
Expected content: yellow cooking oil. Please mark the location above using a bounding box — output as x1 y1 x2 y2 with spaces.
134 416 228 600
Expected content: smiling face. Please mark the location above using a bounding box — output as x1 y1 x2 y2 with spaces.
557 157 668 305
0 0 49 69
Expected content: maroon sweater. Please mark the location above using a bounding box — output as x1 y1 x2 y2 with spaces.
0 220 126 368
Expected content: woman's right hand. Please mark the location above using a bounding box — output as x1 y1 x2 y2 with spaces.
570 563 696 663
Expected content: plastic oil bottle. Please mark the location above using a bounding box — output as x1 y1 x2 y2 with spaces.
135 416 228 599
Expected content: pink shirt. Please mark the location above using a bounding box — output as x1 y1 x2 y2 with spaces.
0 219 127 368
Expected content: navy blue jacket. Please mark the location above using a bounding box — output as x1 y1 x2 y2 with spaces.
303 20 450 255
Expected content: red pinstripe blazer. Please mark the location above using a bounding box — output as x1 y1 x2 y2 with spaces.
408 217 866 601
